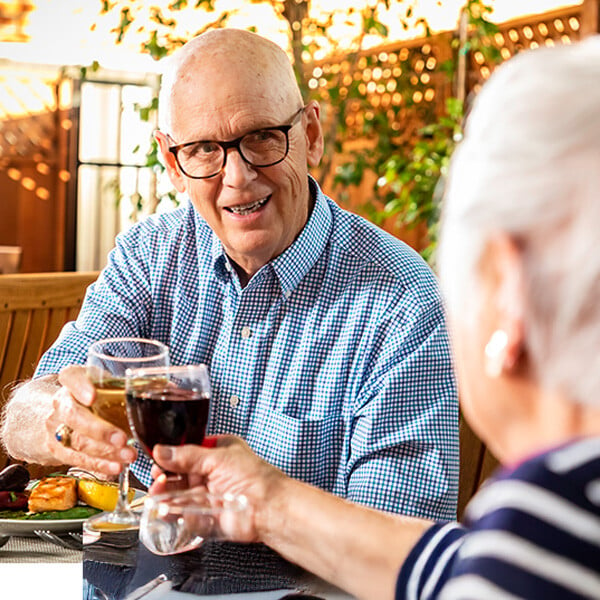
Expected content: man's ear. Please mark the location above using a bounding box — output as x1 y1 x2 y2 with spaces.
303 101 324 168
154 130 188 193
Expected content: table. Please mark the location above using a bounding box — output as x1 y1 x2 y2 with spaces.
84 533 355 600
0 534 81 563
0 535 83 600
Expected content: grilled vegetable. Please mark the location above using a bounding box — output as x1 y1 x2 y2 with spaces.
0 464 30 492
0 491 29 510
77 479 135 511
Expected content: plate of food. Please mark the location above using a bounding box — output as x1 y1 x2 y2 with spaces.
0 465 145 536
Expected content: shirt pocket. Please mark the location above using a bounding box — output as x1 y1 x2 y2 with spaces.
246 406 344 490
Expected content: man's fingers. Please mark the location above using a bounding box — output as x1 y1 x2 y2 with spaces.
47 384 136 476
57 365 95 406
55 366 130 450
45 417 132 475
59 446 123 476
51 389 130 450
67 427 137 464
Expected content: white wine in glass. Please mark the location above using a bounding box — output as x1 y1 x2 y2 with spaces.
85 337 169 532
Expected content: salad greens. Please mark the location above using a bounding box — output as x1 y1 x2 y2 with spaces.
0 505 101 520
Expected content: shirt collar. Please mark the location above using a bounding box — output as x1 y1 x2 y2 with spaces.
204 176 333 294
271 176 332 298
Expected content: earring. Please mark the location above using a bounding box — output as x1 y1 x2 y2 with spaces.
484 329 508 378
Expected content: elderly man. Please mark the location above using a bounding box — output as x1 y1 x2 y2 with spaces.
1 29 458 519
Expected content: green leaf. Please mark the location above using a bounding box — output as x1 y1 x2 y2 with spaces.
150 8 176 28
194 0 215 9
373 22 388 37
446 97 464 118
168 0 188 9
114 7 133 44
143 30 169 60
100 1 115 14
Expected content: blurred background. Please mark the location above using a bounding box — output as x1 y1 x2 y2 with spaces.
0 0 596 274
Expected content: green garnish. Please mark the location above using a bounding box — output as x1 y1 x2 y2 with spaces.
0 510 28 519
0 506 101 520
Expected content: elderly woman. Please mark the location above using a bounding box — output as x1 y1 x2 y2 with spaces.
150 38 600 599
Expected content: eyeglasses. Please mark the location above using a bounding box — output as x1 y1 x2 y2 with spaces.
168 106 306 179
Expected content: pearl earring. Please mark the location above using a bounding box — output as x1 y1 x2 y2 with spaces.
484 329 508 378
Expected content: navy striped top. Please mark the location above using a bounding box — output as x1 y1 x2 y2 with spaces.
396 436 600 599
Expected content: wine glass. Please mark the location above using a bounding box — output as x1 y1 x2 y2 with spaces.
139 487 249 555
124 364 212 473
85 337 169 532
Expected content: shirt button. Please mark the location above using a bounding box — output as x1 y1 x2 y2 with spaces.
229 395 240 407
284 290 292 299
241 326 252 339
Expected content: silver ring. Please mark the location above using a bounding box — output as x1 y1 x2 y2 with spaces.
55 423 73 448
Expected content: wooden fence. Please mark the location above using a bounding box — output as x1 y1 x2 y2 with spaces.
0 2 598 271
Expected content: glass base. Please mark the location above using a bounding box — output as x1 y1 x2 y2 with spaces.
84 509 140 534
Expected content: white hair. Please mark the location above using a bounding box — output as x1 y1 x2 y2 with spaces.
438 36 600 406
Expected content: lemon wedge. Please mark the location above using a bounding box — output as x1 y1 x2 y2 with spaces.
77 479 135 511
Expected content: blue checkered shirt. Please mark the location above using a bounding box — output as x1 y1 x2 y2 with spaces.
36 178 459 520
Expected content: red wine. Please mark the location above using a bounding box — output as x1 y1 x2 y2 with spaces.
126 385 210 456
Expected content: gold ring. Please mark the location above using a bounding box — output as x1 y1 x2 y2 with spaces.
55 424 73 448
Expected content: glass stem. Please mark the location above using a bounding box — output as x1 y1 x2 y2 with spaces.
115 464 131 513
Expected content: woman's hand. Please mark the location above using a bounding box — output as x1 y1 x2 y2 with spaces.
149 436 288 542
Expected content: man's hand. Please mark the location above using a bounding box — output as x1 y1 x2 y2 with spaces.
2 366 135 477
149 436 287 542
44 365 137 476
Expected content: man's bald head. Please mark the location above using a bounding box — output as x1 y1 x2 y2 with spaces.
158 29 303 135
153 27 324 284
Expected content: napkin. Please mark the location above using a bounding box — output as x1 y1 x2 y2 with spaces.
85 540 304 599
175 541 302 595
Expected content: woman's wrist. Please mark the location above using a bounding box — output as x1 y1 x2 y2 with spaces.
254 469 296 544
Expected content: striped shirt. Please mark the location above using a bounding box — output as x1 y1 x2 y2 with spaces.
396 436 600 599
36 178 458 519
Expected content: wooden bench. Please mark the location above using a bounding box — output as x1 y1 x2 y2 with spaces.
0 271 99 473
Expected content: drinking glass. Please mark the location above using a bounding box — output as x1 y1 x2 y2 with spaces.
139 487 249 555
85 337 169 532
124 364 212 468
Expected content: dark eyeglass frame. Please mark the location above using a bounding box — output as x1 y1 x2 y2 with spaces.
168 105 306 179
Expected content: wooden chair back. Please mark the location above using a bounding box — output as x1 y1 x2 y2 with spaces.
0 271 99 472
457 412 499 519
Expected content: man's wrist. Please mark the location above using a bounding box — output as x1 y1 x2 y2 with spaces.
1 375 59 463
